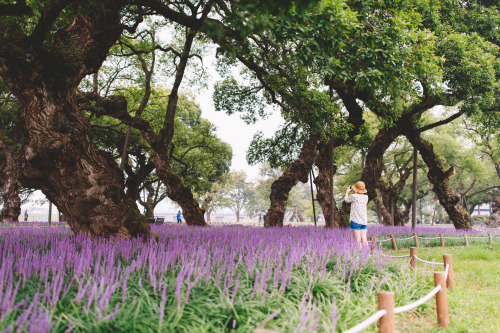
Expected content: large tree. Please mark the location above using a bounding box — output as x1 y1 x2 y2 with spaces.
0 1 151 236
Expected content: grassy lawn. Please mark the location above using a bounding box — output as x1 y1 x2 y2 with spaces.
392 242 500 333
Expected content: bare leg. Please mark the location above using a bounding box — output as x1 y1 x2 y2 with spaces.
352 230 361 248
360 229 368 247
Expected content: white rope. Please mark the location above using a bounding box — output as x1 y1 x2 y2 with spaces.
393 285 442 314
395 236 415 241
388 255 410 258
413 255 440 265
342 310 387 333
444 263 449 279
465 236 488 239
379 238 393 243
416 237 442 240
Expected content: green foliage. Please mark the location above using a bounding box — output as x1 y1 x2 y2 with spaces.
219 171 253 219
90 87 232 197
423 113 499 212
471 215 490 225
244 164 283 215
246 123 309 168
213 77 269 124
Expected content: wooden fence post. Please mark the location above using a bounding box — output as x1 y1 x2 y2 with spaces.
434 272 449 328
443 254 455 291
440 234 444 247
488 233 492 244
378 291 395 333
410 247 417 269
413 232 419 248
464 234 469 246
370 237 377 251
390 234 398 251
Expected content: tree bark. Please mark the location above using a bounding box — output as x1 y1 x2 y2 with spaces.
403 130 471 229
372 195 392 226
0 147 22 222
265 133 319 227
14 90 149 237
155 157 206 226
314 88 365 228
488 196 500 228
361 127 402 226
314 140 344 227
143 196 155 219
0 6 150 237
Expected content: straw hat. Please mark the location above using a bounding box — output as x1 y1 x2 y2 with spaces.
352 181 367 194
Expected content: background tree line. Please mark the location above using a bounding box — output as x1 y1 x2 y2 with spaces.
1 0 499 237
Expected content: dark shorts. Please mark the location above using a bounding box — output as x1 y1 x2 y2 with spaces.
350 221 367 230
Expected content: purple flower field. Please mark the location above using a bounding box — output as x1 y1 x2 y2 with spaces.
0 224 443 332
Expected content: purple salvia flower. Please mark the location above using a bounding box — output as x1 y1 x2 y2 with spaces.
1 326 12 333
101 302 121 322
329 299 340 333
377 275 388 292
122 277 127 303
250 269 260 300
231 273 240 306
159 282 168 328
261 309 281 327
261 283 268 304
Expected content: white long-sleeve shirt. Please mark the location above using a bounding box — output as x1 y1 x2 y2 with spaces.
345 193 369 225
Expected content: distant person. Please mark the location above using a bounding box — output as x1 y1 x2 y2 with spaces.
417 217 420 224
24 210 28 222
258 213 262 224
177 211 182 224
345 181 369 248
263 213 267 224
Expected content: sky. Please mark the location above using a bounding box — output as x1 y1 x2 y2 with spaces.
194 79 284 181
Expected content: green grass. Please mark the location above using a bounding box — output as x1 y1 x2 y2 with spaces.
392 242 500 333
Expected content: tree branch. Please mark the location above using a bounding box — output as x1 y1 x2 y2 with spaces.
467 185 500 199
417 110 465 133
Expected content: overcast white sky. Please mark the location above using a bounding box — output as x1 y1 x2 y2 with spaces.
194 82 283 181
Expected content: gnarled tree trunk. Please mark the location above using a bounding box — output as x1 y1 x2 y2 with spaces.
265 133 319 227
0 6 150 237
488 196 500 228
314 141 343 227
361 127 402 224
314 88 364 228
403 128 471 229
154 155 206 226
18 90 150 237
0 147 22 222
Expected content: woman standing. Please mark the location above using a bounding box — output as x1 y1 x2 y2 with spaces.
345 181 369 248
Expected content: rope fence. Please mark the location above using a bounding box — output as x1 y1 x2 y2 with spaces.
342 248 454 333
375 232 499 250
413 255 439 265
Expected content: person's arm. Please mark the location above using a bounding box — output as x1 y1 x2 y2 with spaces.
345 186 353 203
